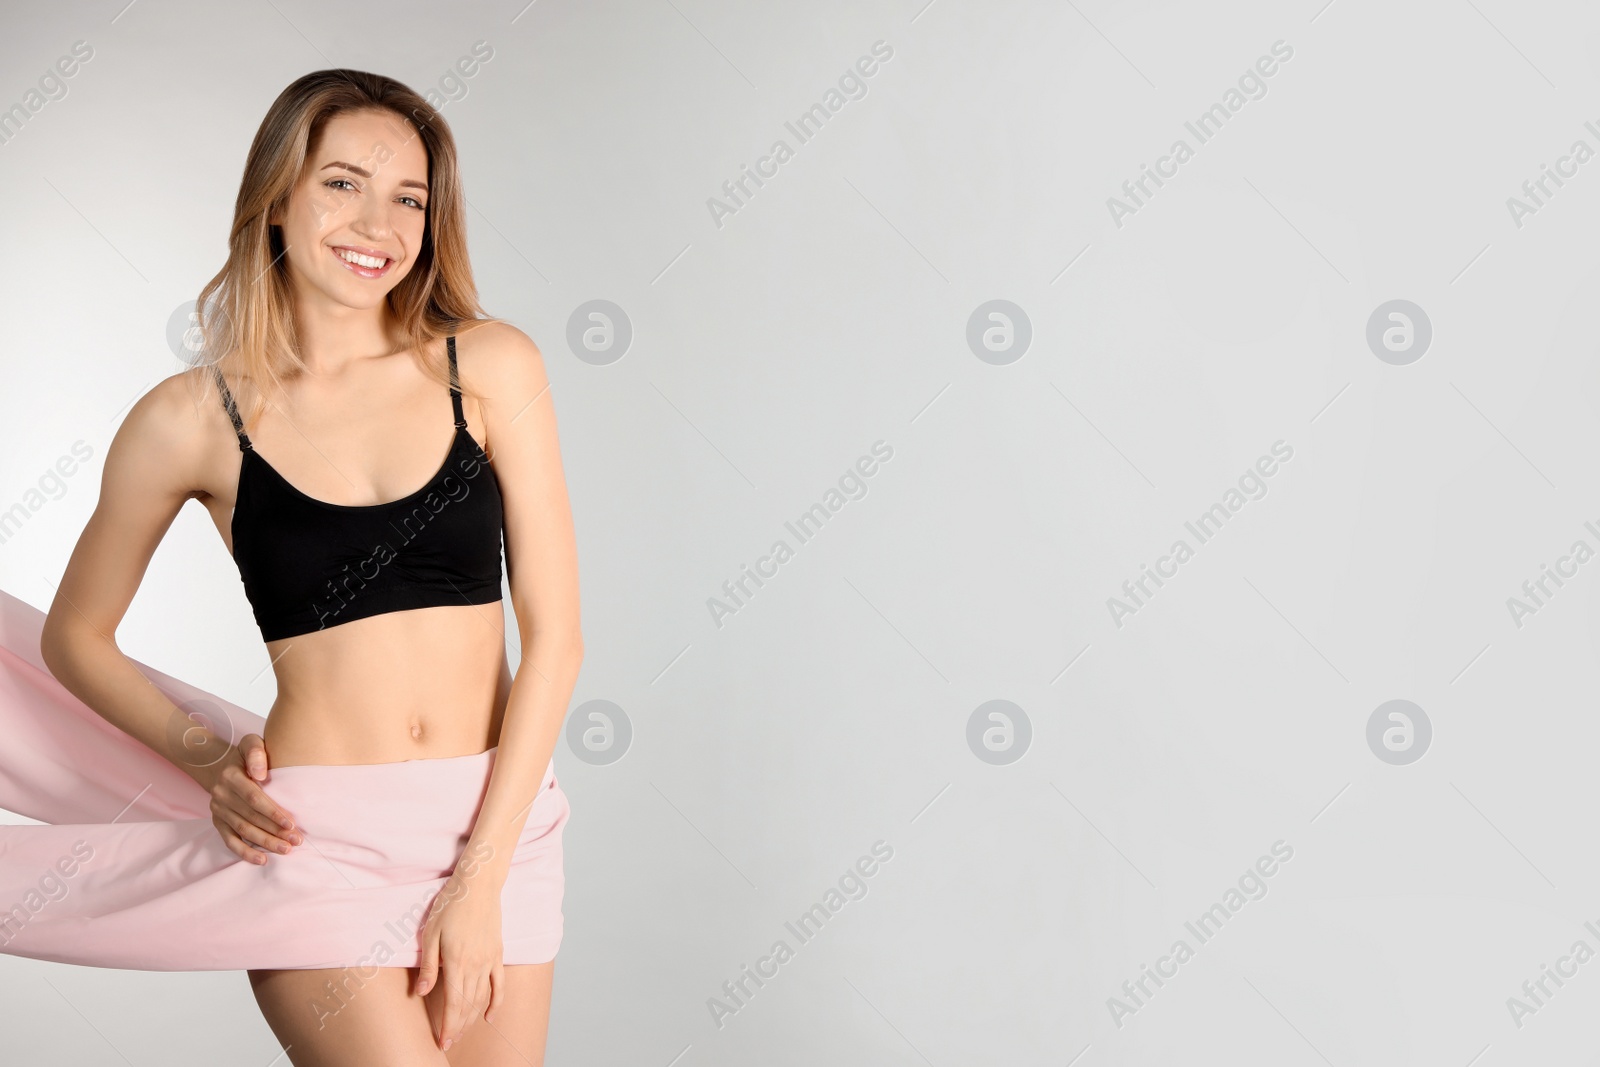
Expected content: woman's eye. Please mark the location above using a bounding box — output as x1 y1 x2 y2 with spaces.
324 178 422 210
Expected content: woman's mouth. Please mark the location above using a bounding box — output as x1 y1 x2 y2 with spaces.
330 246 394 279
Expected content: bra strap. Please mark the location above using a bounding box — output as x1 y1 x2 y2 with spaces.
212 366 253 452
446 334 467 429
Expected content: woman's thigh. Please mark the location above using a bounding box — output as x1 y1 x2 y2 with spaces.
436 962 555 1067
247 962 554 1067
248 965 447 1067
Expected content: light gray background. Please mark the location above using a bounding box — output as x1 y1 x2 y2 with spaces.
0 0 1594 1063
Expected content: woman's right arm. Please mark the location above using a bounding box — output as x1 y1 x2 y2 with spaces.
37 371 300 864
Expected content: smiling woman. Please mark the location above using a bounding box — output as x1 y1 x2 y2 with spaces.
1 68 584 1067
192 81 480 436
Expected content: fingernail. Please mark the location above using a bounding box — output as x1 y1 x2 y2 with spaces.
443 1039 452 1051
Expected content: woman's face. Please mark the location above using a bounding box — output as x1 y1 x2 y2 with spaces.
271 108 431 312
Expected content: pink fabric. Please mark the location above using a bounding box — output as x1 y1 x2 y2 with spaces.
0 587 568 970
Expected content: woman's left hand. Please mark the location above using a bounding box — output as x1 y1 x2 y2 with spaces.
415 844 505 1051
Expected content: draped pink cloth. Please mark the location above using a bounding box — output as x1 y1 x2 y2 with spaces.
0 587 567 970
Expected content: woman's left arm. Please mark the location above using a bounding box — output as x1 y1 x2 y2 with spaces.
417 323 584 1050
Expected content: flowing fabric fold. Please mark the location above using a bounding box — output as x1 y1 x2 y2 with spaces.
0 587 267 825
0 588 567 971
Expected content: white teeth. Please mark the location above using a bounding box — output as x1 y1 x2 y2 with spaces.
335 248 388 269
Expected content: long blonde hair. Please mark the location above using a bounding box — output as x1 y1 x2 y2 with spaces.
191 68 501 428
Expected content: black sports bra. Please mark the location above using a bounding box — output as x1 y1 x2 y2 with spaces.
215 335 505 642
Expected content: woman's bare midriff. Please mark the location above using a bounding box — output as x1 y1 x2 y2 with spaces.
258 603 510 768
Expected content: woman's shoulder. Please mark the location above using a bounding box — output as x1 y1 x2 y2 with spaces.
127 364 235 431
452 320 547 392
106 366 241 492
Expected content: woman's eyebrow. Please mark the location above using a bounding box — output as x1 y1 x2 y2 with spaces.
319 160 429 192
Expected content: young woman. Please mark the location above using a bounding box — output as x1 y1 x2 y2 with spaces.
4 69 581 1065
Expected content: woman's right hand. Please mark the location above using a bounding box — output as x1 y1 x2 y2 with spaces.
201 733 303 865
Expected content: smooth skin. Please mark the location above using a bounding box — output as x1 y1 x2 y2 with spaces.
38 108 582 1066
